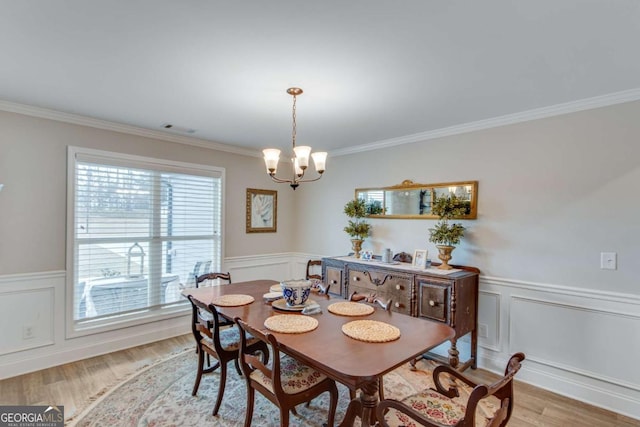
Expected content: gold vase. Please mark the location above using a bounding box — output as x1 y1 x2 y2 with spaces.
436 245 455 270
351 239 363 258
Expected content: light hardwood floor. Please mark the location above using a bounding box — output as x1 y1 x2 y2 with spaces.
0 334 637 426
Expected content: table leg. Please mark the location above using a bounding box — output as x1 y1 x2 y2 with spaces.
338 379 379 427
448 338 460 369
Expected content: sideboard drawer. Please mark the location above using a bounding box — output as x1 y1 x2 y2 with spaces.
418 281 450 323
325 266 343 296
349 285 411 316
347 268 412 315
348 269 411 293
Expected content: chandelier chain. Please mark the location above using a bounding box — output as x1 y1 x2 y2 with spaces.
291 93 297 149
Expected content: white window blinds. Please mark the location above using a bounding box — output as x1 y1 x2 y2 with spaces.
68 147 223 328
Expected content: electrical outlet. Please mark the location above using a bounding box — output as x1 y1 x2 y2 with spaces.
600 252 617 270
478 323 488 339
22 324 35 340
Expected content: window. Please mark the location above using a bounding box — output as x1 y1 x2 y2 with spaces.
67 147 224 334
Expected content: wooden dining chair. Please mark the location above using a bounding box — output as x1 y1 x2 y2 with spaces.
305 259 322 281
347 291 392 401
190 272 235 364
235 317 338 427
187 295 269 416
195 272 232 287
376 352 525 427
305 259 332 295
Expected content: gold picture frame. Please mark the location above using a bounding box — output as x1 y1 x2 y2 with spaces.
246 188 277 233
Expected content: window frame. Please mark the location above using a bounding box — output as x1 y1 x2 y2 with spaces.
65 146 225 338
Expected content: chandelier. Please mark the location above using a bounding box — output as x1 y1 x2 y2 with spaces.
262 88 327 190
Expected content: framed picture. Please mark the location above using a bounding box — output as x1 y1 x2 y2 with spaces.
412 249 428 269
246 188 277 233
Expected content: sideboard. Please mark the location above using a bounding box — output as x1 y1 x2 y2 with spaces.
322 256 479 370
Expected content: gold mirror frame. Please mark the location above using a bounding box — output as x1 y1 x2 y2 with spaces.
355 180 478 219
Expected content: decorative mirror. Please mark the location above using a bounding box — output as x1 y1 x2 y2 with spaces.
355 180 478 219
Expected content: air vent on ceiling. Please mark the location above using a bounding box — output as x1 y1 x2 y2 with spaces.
161 123 196 134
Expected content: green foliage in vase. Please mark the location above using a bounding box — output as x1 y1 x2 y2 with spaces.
428 194 467 246
343 199 371 239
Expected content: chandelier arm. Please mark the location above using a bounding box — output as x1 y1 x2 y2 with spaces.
267 174 296 184
292 172 324 184
267 173 303 185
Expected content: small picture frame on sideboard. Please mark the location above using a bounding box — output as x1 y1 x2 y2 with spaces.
412 249 428 269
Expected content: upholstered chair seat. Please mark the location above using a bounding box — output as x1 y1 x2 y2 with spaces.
383 389 472 427
200 327 259 352
250 354 329 394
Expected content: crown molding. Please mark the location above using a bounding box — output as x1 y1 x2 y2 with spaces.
0 100 261 158
3 87 640 159
330 87 640 156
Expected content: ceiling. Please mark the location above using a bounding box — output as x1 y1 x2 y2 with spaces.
1 1 639 156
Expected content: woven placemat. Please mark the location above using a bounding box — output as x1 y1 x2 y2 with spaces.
342 320 401 343
211 294 255 307
328 301 374 317
264 314 319 334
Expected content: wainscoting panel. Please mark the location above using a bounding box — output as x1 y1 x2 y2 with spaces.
0 274 57 355
510 295 640 390
480 276 640 420
477 290 500 352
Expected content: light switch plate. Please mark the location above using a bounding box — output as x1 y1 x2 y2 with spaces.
600 252 617 270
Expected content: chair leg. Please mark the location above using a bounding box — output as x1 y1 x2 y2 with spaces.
234 357 242 376
378 376 385 401
192 346 205 396
212 361 228 416
244 387 254 427
327 382 339 427
280 408 289 427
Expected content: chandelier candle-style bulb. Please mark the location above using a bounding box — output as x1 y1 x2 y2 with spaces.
311 151 327 173
293 145 311 169
293 158 304 177
263 149 281 173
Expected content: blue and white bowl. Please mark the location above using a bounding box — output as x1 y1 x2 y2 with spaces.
281 280 312 306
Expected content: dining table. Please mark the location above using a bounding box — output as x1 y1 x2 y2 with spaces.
182 279 455 427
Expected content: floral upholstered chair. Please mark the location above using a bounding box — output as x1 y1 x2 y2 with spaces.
376 353 525 427
235 317 338 427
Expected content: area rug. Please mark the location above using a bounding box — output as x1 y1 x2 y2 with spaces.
69 349 495 426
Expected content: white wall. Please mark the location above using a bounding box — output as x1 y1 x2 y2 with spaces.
294 100 640 294
292 100 640 419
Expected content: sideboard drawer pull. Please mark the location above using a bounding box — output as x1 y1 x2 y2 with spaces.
395 284 401 290
353 276 360 282
429 300 437 307
394 302 401 308
330 279 337 284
